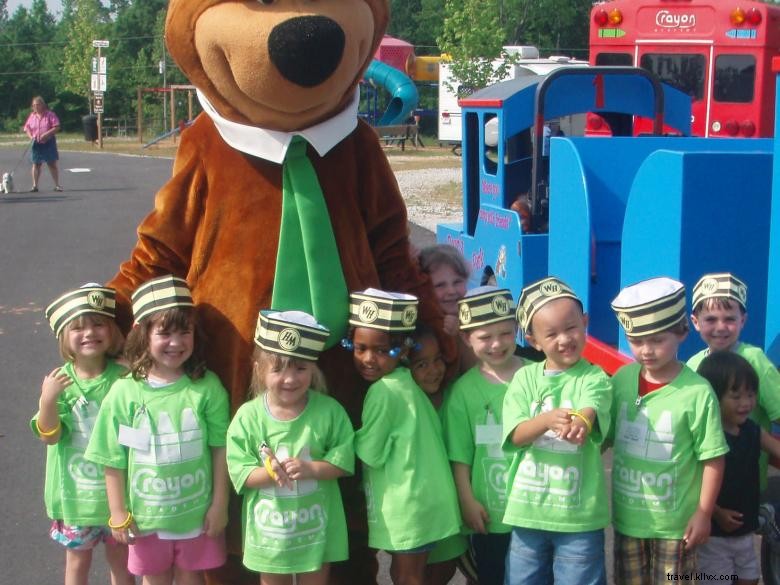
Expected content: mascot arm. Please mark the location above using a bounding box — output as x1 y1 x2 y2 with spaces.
108 137 206 329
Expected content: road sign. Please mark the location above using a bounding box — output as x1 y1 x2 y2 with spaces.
94 95 104 114
92 57 97 73
91 74 107 92
92 40 109 48
99 57 107 74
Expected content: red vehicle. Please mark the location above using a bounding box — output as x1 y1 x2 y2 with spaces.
589 0 780 137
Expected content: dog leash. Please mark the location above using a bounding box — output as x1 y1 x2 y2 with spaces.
8 138 34 176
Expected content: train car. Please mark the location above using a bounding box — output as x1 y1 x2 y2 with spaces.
437 65 778 369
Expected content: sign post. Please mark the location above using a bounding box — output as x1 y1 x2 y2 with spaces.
91 40 109 148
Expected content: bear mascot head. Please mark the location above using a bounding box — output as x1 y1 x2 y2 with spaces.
108 1 453 583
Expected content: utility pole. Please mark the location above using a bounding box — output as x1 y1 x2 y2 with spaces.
91 39 109 149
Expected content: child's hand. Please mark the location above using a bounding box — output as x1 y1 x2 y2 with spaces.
281 457 313 481
683 509 712 548
560 413 591 445
545 408 573 436
461 496 489 534
203 501 228 537
442 314 460 336
712 506 743 533
261 445 293 489
40 367 70 403
108 514 138 545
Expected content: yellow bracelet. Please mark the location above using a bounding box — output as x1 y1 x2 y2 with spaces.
569 410 593 433
264 456 279 481
108 511 133 530
36 419 61 437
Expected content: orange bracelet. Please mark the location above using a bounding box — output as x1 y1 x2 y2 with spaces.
36 419 61 437
569 410 593 433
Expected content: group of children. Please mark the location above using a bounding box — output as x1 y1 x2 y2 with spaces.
31 250 780 585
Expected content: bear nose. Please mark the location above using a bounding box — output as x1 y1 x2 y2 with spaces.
268 16 345 88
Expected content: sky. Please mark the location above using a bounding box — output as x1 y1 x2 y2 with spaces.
7 0 63 16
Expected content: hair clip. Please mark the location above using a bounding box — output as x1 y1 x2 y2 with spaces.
340 338 354 351
389 347 402 358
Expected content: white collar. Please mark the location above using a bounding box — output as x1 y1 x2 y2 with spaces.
196 89 359 164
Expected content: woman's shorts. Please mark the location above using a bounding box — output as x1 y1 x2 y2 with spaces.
49 520 113 550
31 138 59 164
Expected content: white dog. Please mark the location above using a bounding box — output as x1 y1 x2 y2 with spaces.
0 172 13 194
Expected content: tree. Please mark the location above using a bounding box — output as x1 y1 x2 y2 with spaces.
438 0 517 96
60 0 109 104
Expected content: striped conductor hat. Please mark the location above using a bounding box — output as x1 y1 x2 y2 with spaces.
692 272 747 311
458 286 514 330
611 277 686 336
254 310 330 361
131 275 194 323
516 277 580 332
45 283 116 338
348 288 419 332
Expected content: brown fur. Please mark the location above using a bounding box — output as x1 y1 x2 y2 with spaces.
108 2 453 583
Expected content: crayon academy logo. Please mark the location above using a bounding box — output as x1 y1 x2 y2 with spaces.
655 9 696 29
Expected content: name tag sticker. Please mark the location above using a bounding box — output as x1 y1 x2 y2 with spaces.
617 420 647 446
118 424 151 452
475 424 503 445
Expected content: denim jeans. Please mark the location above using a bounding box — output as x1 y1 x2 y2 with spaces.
504 526 606 585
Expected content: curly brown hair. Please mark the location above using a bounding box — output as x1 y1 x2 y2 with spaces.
124 307 207 380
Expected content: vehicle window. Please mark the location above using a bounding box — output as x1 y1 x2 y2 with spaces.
640 53 706 100
714 54 755 103
595 53 633 66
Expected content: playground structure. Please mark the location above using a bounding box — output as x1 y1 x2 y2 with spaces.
362 35 441 129
136 84 197 146
437 65 780 371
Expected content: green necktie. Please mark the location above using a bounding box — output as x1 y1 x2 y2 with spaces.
271 136 348 347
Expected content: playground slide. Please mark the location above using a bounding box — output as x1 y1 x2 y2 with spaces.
365 59 419 126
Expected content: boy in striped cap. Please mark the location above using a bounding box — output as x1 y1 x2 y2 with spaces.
687 272 780 491
226 310 355 581
351 288 461 584
502 277 612 585
442 286 522 585
609 277 728 585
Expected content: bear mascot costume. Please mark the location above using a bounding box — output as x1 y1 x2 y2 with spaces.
107 0 453 583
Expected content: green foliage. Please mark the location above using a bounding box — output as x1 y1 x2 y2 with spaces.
439 0 591 96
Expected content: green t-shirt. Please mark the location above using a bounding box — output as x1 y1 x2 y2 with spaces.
226 391 354 574
84 370 230 535
354 367 460 551
31 360 126 526
610 363 729 539
688 342 780 489
443 366 513 534
502 359 612 532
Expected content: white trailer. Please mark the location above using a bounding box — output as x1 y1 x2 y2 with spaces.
438 46 589 143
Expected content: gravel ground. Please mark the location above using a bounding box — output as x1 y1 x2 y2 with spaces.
394 165 463 232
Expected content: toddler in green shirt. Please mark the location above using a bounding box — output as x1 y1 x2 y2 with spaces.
226 310 354 584
443 286 523 585
503 277 612 585
33 284 133 585
687 272 780 489
610 277 728 585
350 288 460 585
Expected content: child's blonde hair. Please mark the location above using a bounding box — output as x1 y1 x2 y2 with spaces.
418 244 469 279
58 313 124 361
249 346 328 398
124 307 207 380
